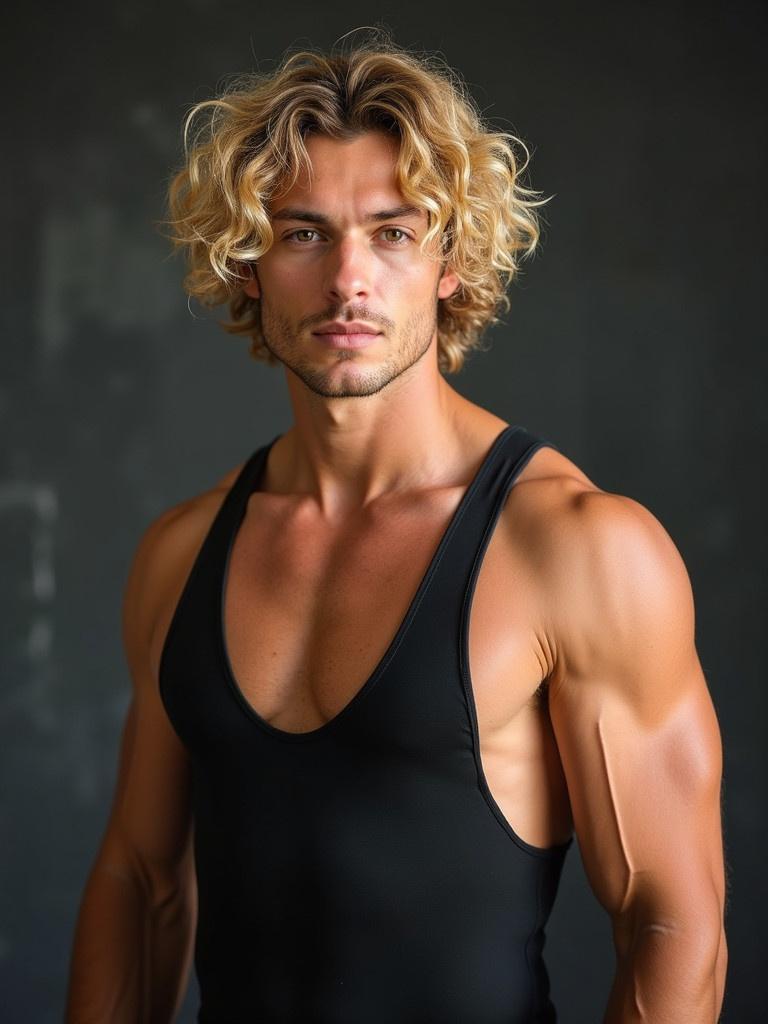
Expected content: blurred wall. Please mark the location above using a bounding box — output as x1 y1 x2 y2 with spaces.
2 1 766 1020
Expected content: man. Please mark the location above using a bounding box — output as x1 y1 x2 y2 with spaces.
66 34 728 1023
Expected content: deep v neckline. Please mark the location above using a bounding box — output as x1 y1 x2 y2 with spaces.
218 424 517 742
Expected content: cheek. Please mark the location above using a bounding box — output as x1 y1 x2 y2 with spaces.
260 259 306 293
381 258 440 296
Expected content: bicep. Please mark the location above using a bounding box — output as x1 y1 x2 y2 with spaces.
547 494 725 947
96 512 196 905
550 652 724 934
98 690 195 904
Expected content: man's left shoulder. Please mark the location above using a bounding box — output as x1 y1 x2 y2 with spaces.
508 440 691 606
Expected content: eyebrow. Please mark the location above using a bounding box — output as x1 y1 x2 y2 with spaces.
270 204 424 226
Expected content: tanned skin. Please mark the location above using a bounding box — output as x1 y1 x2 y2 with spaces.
65 130 727 1022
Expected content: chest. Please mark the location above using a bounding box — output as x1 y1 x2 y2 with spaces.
222 489 549 738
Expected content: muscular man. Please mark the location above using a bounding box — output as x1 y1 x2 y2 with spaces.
65 34 728 1023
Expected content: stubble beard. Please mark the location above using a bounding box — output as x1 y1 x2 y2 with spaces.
258 299 439 399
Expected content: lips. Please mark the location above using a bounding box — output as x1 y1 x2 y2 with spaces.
314 331 381 350
311 321 382 350
312 321 382 335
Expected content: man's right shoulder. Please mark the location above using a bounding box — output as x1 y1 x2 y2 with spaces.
135 458 246 572
122 459 248 676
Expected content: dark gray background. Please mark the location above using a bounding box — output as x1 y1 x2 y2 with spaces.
3 1 765 1020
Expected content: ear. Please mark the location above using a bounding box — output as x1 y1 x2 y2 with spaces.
242 263 261 300
437 263 460 301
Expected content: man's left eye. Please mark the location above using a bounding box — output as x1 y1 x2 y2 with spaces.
381 228 410 244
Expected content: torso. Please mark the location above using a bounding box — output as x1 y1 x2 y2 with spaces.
150 421 600 852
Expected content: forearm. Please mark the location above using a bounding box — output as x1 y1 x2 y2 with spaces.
603 922 727 1023
65 861 196 1023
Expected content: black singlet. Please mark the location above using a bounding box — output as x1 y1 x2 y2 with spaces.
159 423 574 1023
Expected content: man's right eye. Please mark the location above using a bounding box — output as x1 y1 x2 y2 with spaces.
285 229 322 243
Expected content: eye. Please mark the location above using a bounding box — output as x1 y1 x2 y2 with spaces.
380 228 411 245
285 229 321 243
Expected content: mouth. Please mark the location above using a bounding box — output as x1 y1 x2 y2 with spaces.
312 331 382 350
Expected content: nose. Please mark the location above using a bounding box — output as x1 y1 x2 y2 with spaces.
323 233 373 306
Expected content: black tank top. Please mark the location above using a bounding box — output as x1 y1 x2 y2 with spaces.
159 423 574 1023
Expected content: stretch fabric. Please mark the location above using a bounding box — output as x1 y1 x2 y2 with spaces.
159 423 574 1023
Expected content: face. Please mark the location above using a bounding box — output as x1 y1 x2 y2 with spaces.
242 130 459 398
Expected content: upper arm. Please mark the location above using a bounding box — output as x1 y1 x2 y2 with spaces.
547 491 726 956
94 503 202 905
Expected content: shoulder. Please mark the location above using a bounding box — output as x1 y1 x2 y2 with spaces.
506 441 696 685
121 456 249 678
509 439 690 590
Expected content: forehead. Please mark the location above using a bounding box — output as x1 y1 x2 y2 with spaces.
272 131 420 218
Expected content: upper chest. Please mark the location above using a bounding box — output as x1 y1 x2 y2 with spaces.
222 448 573 736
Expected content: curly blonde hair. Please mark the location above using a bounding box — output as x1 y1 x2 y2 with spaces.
164 28 550 374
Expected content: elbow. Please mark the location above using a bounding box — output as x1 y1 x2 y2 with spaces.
615 886 727 973
638 901 725 963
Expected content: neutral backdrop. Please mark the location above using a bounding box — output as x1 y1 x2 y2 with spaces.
3 1 766 1021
